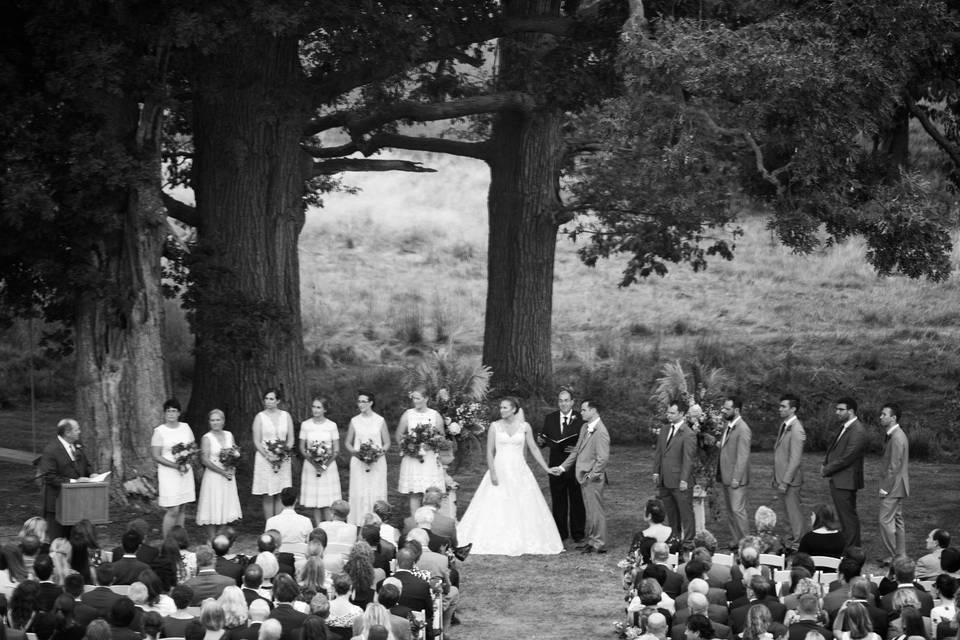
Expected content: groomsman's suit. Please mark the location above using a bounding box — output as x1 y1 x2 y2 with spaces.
822 409 867 548
717 414 752 546
653 416 696 541
38 422 92 539
538 406 585 541
878 422 910 563
559 404 610 552
772 414 805 543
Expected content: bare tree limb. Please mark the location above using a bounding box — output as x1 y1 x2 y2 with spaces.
904 92 960 170
162 193 199 227
362 133 491 161
311 159 437 175
300 141 360 159
692 107 790 191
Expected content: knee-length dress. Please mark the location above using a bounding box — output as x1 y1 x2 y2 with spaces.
348 412 388 526
152 422 197 508
195 430 243 525
252 410 293 496
300 418 341 508
397 408 446 494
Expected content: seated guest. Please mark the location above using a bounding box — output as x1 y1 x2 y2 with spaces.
628 577 673 629
185 546 236 605
881 557 935 617
49 538 73 586
78 563 120 619
365 584 411 640
308 593 329 619
228 599 270 640
643 611 670 640
153 531 184 591
824 559 865 619
266 574 308 640
390 548 433 636
300 615 325 640
359 525 391 584
940 548 960 579
297 540 329 597
213 535 245 586
137 569 175 615
200 599 227 640
342 542 378 612
779 567 814 610
834 578 889 639
83 619 111 640
253 552 279 598
242 564 273 610
62 572 97 627
916 531 950 580
649 543 684 599
67 521 101 585
680 545 730 592
170 526 199 583
679 568 728 609
142 610 164 640
265 488 313 552
373 501 399 550
405 530 458 628
787 594 833 640
641 564 676 615
162 584 198 637
673 594 731 640
257 619 282 640
741 605 774 640
419 486 458 549
727 547 763 604
113 531 152 585
34 555 62 612
217 586 249 636
888 591 933 640
831 601 880 640
797 505 845 561
48 594 88 640
350 603 405 640
631 499 674 564
111 519 158 565
783 579 825 626
320 501 358 556
684 614 718 640
109 597 143 640
730 575 786 635
9 580 41 632
931 576 957 627
326 573 363 635
755 507 783 555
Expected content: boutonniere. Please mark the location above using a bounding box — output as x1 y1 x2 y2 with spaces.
587 425 596 435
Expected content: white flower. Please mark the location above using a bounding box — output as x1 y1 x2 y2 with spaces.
437 388 450 402
447 421 462 435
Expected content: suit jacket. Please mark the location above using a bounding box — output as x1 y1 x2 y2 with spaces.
560 419 610 483
37 582 63 612
268 603 308 640
822 419 867 490
38 438 92 513
109 627 142 640
773 418 805 487
73 599 100 627
730 597 787 634
112 555 151 585
402 509 459 549
216 556 245 585
226 622 262 640
79 586 122 619
538 410 584 467
352 613 413 640
788 620 834 640
111 544 159 566
879 427 909 498
242 587 274 610
393 570 434 634
881 585 935 617
672 620 731 640
653 421 696 488
676 589 728 610
659 565 685 599
674 604 730 626
717 418 751 486
185 570 236 604
915 550 942 579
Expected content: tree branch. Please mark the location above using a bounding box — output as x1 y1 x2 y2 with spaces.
362 133 491 161
311 159 437 175
692 107 790 191
162 193 199 227
305 91 535 137
564 138 605 158
904 93 960 170
300 141 360 159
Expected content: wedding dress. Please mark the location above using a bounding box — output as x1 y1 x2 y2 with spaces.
458 420 564 556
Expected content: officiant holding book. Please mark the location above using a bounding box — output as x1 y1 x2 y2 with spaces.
537 388 585 543
39 418 93 539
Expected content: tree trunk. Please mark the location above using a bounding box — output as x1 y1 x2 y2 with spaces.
74 95 169 497
482 0 565 398
187 33 311 440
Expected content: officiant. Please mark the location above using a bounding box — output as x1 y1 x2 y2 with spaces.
39 418 93 538
537 388 586 543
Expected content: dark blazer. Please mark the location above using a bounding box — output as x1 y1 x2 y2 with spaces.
268 603 309 640
111 544 159 566
73 599 100 627
112 555 152 585
659 565 685 599
79 586 122 619
185 570 236 604
676 588 728 610
674 605 730 626
788 620 834 640
37 582 63 612
822 419 867 490
881 585 935 617
226 623 262 640
242 587 274 610
38 438 91 514
393 570 434 634
537 410 584 467
730 597 787 634
672 620 731 640
215 556 245 585
109 627 143 640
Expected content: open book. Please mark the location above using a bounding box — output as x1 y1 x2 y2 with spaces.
72 471 111 483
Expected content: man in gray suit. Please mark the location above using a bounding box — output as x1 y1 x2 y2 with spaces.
551 399 610 554
773 394 806 547
877 402 909 567
718 397 751 548
822 396 867 549
653 402 696 541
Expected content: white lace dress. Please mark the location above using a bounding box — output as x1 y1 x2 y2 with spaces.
397 408 446 494
299 418 341 508
252 410 293 495
196 431 242 525
152 423 197 508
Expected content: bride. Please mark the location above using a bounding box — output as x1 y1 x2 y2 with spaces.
458 396 564 556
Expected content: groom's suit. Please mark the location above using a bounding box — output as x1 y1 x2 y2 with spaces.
560 419 610 551
538 409 585 541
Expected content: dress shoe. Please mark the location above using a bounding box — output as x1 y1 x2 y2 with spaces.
581 546 595 554
596 547 608 554
451 614 462 626
574 543 590 550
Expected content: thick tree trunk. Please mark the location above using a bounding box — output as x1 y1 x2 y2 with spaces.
187 34 311 439
74 96 169 496
482 0 565 398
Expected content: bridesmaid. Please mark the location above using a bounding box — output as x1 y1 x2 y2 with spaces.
196 409 242 542
150 398 196 538
395 386 446 516
344 391 390 526
298 396 341 525
251 388 294 520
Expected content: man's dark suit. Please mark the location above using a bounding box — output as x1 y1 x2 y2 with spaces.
216 556 245 585
226 623 262 640
394 569 434 636
72 599 100 627
538 409 585 541
729 597 787 634
822 418 867 548
112 555 151 585
79 586 122 619
268 603 309 640
674 597 729 621
38 437 91 538
242 587 274 610
37 582 63 612
185 569 236 604
111 544 159 566
653 421 697 540
109 627 143 640
671 620 731 640
788 620 834 640
657 564 685 599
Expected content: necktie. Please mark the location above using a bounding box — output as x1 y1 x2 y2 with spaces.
666 426 676 446
562 415 568 429
722 425 731 447
777 422 786 442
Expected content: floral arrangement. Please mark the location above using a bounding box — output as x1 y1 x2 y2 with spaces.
355 441 385 472
264 439 291 473
218 445 242 470
448 401 490 442
613 621 644 639
170 442 198 473
407 613 425 638
399 423 442 462
305 440 335 477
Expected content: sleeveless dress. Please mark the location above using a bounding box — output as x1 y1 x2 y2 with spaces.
347 413 388 526
300 418 341 508
195 431 243 525
397 408 446 494
152 423 197 508
457 421 564 556
252 410 293 496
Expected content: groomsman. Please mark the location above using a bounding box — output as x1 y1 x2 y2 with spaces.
718 397 751 548
878 402 909 567
653 403 696 541
773 394 806 547
537 388 586 543
822 396 867 549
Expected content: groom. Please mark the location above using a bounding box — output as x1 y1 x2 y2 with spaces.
550 399 610 554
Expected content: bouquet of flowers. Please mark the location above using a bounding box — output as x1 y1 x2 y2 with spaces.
218 445 242 470
264 439 291 473
400 423 441 462
450 401 490 441
355 441 384 472
171 441 199 473
306 440 335 477
407 613 425 639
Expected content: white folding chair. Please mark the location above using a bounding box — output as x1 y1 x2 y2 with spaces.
666 553 679 569
760 553 785 570
712 553 734 567
108 584 130 596
810 555 841 570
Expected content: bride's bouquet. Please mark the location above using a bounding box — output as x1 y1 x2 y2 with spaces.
355 441 384 472
306 440 335 477
170 442 198 474
264 439 291 473
218 445 242 471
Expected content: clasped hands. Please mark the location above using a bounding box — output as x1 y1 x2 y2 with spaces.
651 473 688 491
547 466 564 476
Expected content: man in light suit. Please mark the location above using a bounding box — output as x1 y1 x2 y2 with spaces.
773 394 806 547
718 397 751 548
38 418 92 539
653 402 696 542
552 399 610 554
537 388 586 543
877 402 909 567
822 396 867 549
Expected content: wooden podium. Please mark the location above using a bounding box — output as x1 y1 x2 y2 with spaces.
56 481 110 525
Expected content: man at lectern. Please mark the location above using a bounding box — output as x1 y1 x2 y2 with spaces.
39 418 92 538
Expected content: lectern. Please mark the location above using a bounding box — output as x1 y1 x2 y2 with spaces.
56 481 109 525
